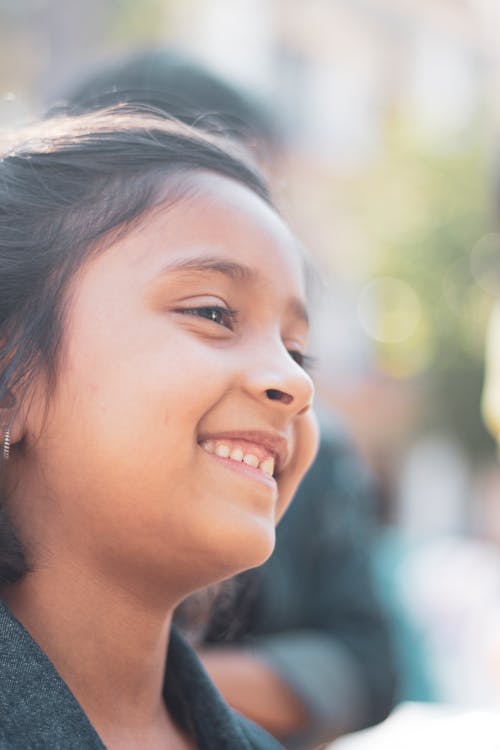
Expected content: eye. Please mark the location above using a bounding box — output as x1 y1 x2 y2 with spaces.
178 306 237 330
288 350 316 372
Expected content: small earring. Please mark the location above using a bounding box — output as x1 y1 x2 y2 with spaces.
2 426 10 461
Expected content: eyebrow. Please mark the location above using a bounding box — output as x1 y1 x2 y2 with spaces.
159 255 257 282
158 254 309 325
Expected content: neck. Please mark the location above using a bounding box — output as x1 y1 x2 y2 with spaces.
2 559 179 735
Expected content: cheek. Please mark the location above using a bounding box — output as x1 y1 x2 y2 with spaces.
275 410 319 522
64 319 227 425
38 327 240 519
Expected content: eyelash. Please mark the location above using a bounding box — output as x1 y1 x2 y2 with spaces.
178 305 238 330
288 351 317 372
178 305 315 371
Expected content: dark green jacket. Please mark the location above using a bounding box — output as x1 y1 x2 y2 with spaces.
0 599 282 749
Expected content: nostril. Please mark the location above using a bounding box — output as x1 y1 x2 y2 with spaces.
266 388 293 405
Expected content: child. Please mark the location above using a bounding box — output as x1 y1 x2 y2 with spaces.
0 110 317 749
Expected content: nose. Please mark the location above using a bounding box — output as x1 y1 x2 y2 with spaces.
244 341 314 417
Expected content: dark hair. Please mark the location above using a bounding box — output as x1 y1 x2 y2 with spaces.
0 109 271 584
48 49 280 160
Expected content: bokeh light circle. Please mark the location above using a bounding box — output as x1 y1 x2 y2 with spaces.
470 233 500 295
357 276 421 343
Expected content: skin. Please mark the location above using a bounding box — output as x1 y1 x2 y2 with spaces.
2 172 318 750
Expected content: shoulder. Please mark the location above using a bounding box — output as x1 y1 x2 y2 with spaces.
0 600 105 750
167 627 285 748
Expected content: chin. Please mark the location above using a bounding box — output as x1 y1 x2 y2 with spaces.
240 522 276 569
210 519 277 580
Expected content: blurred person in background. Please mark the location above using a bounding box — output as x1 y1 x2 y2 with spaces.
54 49 397 749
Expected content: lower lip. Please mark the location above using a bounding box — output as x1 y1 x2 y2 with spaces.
202 451 278 491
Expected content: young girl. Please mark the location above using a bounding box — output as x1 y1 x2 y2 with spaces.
0 111 317 749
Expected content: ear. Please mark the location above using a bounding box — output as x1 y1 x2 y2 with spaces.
0 339 23 444
0 338 44 447
0 391 27 446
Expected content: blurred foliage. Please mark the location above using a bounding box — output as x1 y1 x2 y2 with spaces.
105 0 178 45
355 118 497 462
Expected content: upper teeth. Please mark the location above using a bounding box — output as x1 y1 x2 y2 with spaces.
201 440 275 477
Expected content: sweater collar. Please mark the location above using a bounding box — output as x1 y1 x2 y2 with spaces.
0 599 256 749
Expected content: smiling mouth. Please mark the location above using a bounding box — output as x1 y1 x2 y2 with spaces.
199 439 276 479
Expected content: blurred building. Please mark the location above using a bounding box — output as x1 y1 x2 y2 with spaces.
0 1 497 155
171 0 493 167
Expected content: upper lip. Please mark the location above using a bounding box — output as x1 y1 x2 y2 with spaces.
197 430 290 475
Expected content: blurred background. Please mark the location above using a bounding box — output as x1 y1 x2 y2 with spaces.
2 0 500 745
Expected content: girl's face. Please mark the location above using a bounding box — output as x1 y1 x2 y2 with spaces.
18 172 317 596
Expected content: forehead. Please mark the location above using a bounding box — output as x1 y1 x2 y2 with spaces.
67 171 309 333
121 171 307 294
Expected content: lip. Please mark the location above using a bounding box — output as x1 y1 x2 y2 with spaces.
206 451 278 491
197 429 289 476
